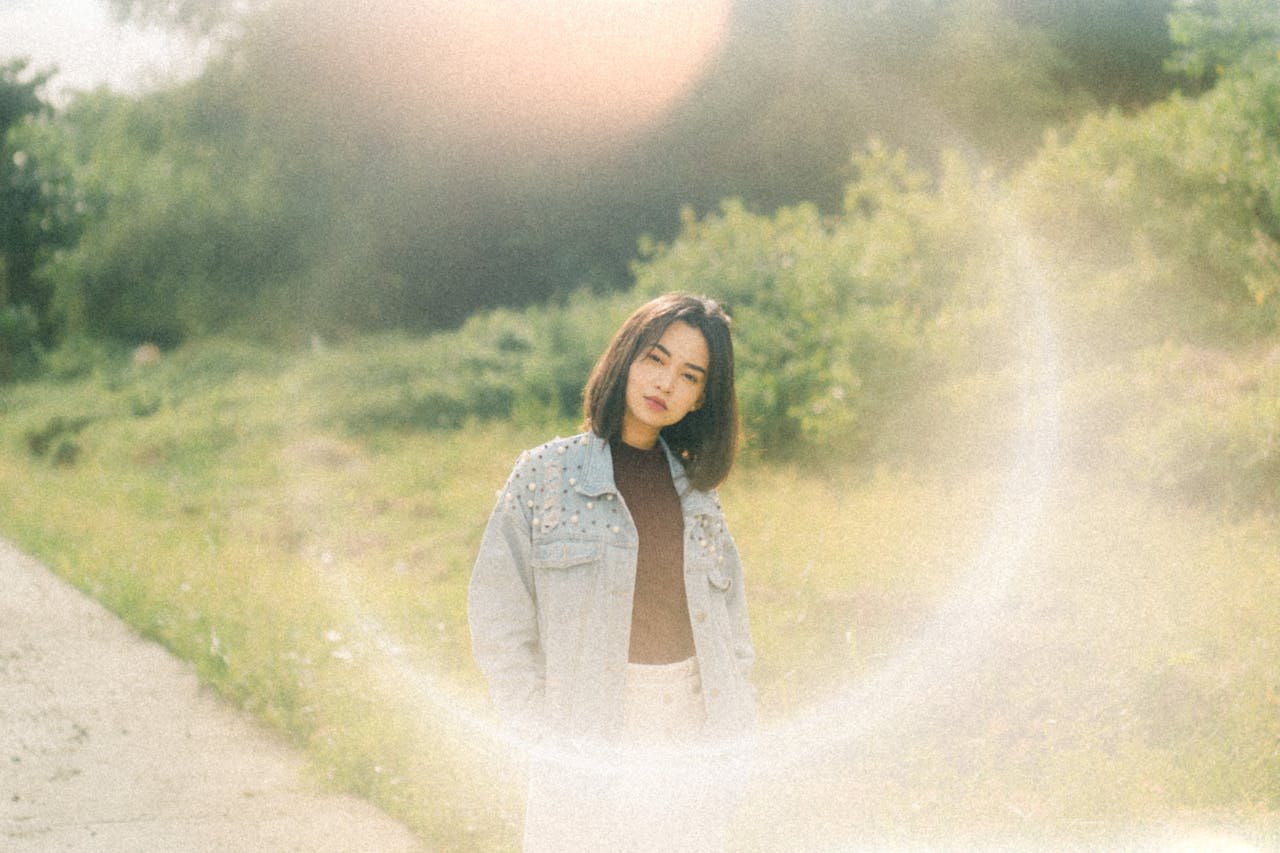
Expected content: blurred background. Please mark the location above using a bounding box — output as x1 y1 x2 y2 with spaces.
2 0 1278 849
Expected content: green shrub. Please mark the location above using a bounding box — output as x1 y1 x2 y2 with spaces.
633 144 1023 462
38 335 124 382
124 337 282 400
23 414 92 465
324 291 631 438
1068 343 1280 510
0 303 42 382
1014 52 1280 353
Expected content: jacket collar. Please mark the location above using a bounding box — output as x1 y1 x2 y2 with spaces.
577 431 719 517
578 432 615 498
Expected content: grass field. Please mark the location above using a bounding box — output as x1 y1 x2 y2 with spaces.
2 337 1277 850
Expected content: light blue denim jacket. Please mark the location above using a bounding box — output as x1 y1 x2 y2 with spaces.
468 431 756 745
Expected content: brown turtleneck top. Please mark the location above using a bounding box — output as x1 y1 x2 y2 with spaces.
612 441 695 664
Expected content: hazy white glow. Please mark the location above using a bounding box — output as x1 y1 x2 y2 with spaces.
410 0 733 150
0 0 206 104
759 204 1063 772
294 188 1073 848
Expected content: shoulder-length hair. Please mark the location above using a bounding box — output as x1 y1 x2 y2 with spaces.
582 293 739 490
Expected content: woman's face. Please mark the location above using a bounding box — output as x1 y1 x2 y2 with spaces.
621 320 710 449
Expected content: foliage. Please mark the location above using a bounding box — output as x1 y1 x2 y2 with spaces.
633 143 1024 461
43 83 310 346
1008 0 1280 508
0 59 79 371
915 0 1099 165
1066 343 1280 509
15 1 1186 349
314 291 633 437
1167 0 1280 83
1014 42 1280 354
1 349 1278 845
0 303 41 381
1006 0 1178 106
22 0 1280 501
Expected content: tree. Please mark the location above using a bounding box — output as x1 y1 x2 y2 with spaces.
0 59 81 379
1 60 50 308
46 80 317 346
1167 0 1280 84
54 1 1189 344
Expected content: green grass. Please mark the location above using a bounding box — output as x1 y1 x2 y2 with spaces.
1 337 1277 850
733 475 1280 849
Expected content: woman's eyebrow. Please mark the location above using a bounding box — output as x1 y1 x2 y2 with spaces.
654 343 706 374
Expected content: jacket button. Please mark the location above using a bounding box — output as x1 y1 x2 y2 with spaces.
709 687 721 699
586 501 594 509
569 477 577 486
611 525 621 534
605 494 614 501
695 611 707 623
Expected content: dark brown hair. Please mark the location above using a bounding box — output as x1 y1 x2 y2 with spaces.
582 293 739 490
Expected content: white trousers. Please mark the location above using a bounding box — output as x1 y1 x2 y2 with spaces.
622 656 707 744
523 658 736 852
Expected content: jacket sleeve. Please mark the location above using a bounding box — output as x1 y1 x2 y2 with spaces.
468 455 546 739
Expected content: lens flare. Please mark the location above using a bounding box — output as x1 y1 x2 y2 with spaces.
429 0 732 144
271 25 1270 845
288 182 1072 848
757 202 1063 774
315 0 735 161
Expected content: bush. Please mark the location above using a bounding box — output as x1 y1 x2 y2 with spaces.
317 290 632 438
1119 345 1280 509
1065 343 1280 510
632 144 1024 462
0 303 41 382
38 335 123 382
1014 52 1280 353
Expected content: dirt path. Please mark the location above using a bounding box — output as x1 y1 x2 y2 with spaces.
0 537 426 851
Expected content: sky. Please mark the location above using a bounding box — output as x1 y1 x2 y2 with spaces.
0 0 205 103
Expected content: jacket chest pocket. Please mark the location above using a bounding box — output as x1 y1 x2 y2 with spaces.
531 538 604 571
530 538 613 657
530 538 609 614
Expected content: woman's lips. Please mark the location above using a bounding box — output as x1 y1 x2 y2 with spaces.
644 395 668 412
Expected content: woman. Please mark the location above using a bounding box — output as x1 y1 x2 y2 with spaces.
469 292 756 851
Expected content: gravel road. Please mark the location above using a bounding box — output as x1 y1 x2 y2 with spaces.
0 537 426 851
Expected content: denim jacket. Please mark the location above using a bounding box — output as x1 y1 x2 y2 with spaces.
468 431 756 745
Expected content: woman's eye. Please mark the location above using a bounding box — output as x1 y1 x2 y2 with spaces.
647 352 662 363
683 373 698 383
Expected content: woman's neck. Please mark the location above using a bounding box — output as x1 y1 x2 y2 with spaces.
619 422 659 450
